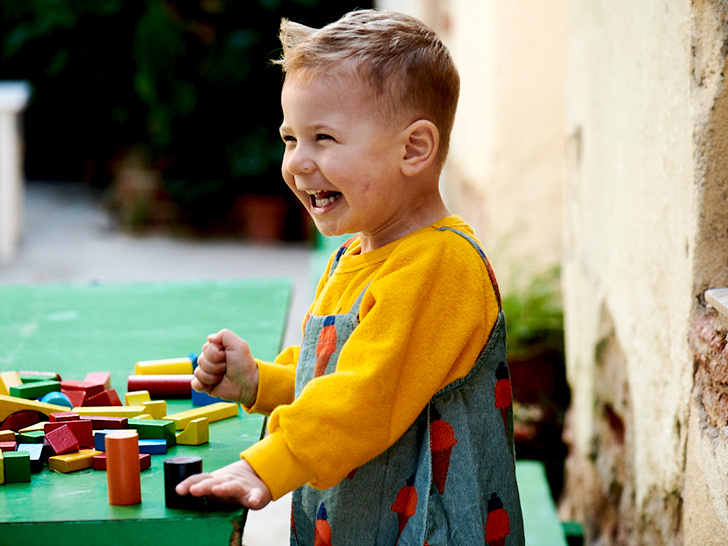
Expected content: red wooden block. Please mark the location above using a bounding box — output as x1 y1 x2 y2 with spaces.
92 451 151 471
50 412 80 422
45 420 94 449
61 380 104 396
84 389 122 407
127 375 193 398
0 441 17 452
0 410 42 432
62 390 86 407
45 424 79 455
85 372 111 390
78 415 128 430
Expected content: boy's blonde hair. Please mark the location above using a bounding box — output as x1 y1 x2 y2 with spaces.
276 9 460 166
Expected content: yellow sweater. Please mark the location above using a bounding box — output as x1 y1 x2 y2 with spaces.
241 216 500 500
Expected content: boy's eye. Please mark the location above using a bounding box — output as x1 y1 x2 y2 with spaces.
281 135 296 144
316 134 334 141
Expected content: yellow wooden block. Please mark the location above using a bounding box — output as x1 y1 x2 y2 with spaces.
0 394 68 421
164 402 239 431
141 400 166 420
0 429 16 442
18 422 47 433
48 449 101 473
125 390 151 406
134 358 193 375
72 406 146 418
175 417 209 445
135 414 153 419
0 371 22 396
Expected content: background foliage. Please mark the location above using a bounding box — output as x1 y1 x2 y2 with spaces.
0 0 371 235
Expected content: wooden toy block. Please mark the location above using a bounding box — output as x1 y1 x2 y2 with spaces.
84 389 122 407
45 424 79 455
127 375 194 398
92 451 151 471
0 429 15 441
9 380 61 400
1 409 42 432
0 449 4 484
17 443 44 472
18 421 47 433
61 380 103 406
105 430 142 505
141 400 166 420
164 456 204 510
72 406 146 418
84 371 111 390
0 441 17 452
138 439 167 454
128 418 176 446
95 429 129 451
125 390 151 406
62 389 86 408
4 450 31 482
78 415 128 429
175 417 209 446
134 357 193 375
40 391 73 408
0 394 71 421
191 388 224 407
48 449 101 473
45 420 94 448
135 414 153 419
16 430 45 443
164 402 239 431
0 371 22 396
18 370 62 382
50 411 80 422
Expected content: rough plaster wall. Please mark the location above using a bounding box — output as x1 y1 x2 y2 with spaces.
563 0 695 543
683 1 728 543
441 0 566 287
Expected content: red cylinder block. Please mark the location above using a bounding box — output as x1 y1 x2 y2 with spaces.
106 430 142 505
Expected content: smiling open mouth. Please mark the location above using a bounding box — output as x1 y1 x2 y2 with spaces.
308 190 342 208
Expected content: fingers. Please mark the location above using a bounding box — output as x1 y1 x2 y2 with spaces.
175 473 270 510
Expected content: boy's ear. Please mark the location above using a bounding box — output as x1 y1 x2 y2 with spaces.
400 120 439 176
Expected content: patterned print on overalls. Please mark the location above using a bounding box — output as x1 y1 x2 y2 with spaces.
290 229 524 545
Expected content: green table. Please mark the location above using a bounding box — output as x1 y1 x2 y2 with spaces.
0 279 291 546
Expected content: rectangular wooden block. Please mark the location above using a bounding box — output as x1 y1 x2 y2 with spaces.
134 357 193 375
16 430 45 444
164 402 239 431
84 389 122 407
128 418 176 446
49 411 80 422
0 394 69 421
72 406 146 418
0 371 22 396
9 380 61 400
0 441 17 452
18 422 46 433
84 371 111 390
78 415 128 430
138 439 167 454
4 450 31 482
141 400 166 420
45 420 94 449
48 449 101 473
17 443 44 472
92 451 151 471
45 424 79 455
0 430 15 442
124 390 151 406
18 370 62 382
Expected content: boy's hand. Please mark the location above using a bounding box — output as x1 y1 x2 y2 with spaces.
192 329 259 407
175 459 272 510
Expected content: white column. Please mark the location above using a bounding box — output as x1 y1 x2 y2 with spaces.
0 81 31 263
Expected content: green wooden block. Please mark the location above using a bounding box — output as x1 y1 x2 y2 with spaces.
16 430 45 443
9 380 61 400
4 450 31 483
128 418 177 447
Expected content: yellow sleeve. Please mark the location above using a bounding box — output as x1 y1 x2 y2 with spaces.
243 345 298 415
246 230 498 493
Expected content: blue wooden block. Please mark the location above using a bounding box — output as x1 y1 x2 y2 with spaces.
93 429 120 452
138 439 167 454
40 391 73 408
191 388 225 407
17 443 44 472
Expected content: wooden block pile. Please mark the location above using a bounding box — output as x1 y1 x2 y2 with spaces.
0 358 239 493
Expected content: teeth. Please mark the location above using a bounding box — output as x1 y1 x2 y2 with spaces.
313 194 339 208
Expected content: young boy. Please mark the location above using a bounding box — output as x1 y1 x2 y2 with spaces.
177 9 523 545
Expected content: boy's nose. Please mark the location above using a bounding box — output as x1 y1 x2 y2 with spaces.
285 147 316 176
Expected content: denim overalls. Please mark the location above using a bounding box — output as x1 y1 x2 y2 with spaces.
290 228 524 545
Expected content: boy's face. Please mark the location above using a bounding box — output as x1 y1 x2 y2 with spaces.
280 74 416 250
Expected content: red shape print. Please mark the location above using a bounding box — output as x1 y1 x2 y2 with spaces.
314 316 337 377
315 502 333 546
485 492 510 546
430 407 457 495
494 361 512 435
391 473 418 544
